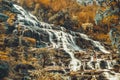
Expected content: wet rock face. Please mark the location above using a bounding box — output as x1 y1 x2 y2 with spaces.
76 37 93 49
113 64 120 73
0 0 20 13
0 1 120 80
14 64 35 74
0 1 19 34
0 13 9 22
4 37 19 47
109 28 120 56
0 60 9 79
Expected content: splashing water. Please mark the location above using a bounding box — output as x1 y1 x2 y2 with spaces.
80 33 110 53
13 4 110 71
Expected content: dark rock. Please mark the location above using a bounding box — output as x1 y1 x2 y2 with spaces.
113 64 120 73
0 60 9 79
1 0 13 7
14 64 35 73
100 60 108 69
4 37 19 47
5 25 16 34
0 0 20 14
0 13 9 22
48 70 65 74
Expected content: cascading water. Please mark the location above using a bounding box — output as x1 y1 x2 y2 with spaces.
12 4 110 71
79 33 110 53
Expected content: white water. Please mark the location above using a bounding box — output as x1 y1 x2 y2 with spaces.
13 4 110 71
103 72 120 80
87 55 95 69
80 33 110 53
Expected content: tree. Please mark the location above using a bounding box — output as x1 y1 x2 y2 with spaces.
94 0 120 31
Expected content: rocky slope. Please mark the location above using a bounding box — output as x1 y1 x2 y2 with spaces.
0 0 120 80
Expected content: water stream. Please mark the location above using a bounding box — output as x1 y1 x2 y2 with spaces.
13 4 110 71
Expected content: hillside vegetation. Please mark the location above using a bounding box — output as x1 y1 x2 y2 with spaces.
15 0 120 42
0 0 120 80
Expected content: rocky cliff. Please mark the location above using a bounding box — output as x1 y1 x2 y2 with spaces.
0 0 120 80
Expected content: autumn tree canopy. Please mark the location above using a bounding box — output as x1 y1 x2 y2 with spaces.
94 0 120 27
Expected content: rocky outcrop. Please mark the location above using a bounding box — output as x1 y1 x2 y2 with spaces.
0 60 9 79
0 0 120 80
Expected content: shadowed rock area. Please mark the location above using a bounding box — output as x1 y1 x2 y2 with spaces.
0 0 120 80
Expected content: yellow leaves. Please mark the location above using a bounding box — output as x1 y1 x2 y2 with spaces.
2 11 16 26
102 15 119 26
33 3 40 15
48 49 56 55
23 37 36 45
110 1 117 6
51 0 67 11
6 13 16 26
24 0 34 8
21 59 30 64
72 5 97 26
0 55 9 60
30 58 38 62
0 34 5 39
17 0 98 27
18 0 35 8
7 19 14 26
0 51 9 60
34 0 79 12
71 15 78 22
37 0 51 6
94 33 111 43
0 23 6 33
81 23 93 31
0 51 8 55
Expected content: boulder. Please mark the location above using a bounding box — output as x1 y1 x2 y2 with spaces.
0 13 9 22
0 60 9 79
0 0 20 14
14 64 35 74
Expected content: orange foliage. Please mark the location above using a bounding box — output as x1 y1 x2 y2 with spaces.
18 0 80 12
50 0 77 11
23 37 36 45
35 0 51 6
0 55 9 60
17 0 98 30
102 15 119 30
0 51 9 60
102 15 119 25
18 0 51 8
71 5 97 29
93 33 110 43
0 23 6 33
6 13 16 26
2 11 16 26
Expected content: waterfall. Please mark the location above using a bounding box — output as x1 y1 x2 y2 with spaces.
79 33 110 53
13 4 110 71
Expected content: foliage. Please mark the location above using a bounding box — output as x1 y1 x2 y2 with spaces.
6 13 16 26
109 28 120 57
22 37 36 46
93 33 110 42
94 0 120 28
16 0 98 30
102 15 119 26
29 69 63 80
31 48 57 67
